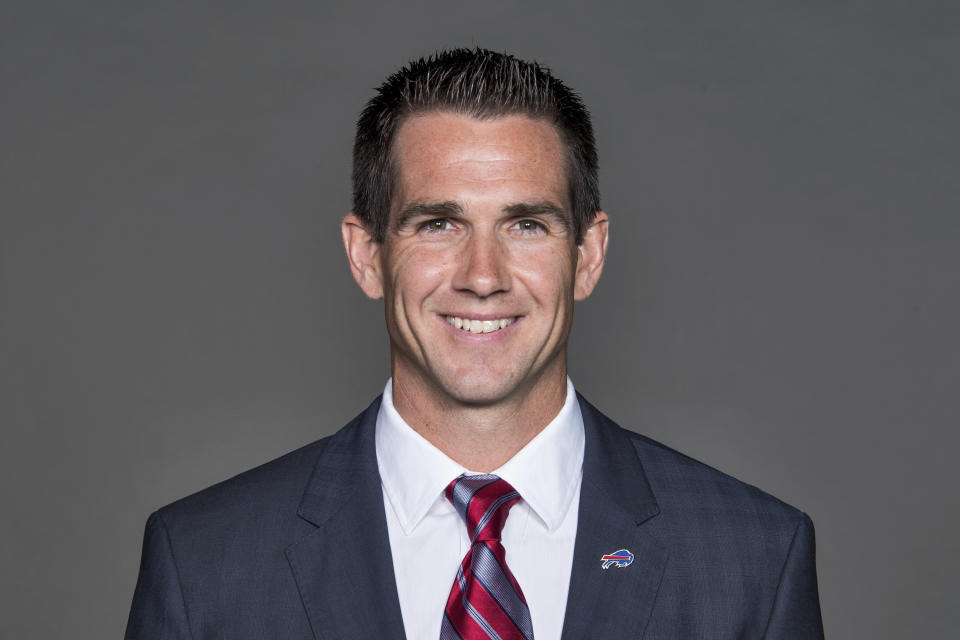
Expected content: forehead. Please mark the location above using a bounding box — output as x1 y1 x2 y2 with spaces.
390 112 569 209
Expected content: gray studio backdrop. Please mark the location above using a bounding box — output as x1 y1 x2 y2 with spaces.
2 1 957 638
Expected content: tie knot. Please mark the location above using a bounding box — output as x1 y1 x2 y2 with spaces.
445 474 521 543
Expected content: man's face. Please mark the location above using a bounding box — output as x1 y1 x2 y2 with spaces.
345 112 606 408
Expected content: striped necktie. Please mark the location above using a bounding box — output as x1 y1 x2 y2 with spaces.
440 474 535 640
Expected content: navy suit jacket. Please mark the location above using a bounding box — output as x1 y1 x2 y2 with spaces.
126 395 824 639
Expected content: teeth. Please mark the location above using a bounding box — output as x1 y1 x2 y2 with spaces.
445 316 516 334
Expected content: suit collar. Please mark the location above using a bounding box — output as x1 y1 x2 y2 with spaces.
285 393 666 640
294 396 383 528
577 394 660 525
285 397 407 640
561 395 668 639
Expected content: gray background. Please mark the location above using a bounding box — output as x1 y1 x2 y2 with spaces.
2 0 957 638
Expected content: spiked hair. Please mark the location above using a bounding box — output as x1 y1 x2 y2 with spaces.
352 48 600 243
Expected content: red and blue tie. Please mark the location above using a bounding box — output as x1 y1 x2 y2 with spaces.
440 474 535 640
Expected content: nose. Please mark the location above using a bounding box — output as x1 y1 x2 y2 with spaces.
452 229 511 298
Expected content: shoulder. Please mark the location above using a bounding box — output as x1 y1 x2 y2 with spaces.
577 398 823 634
153 399 379 542
154 437 330 542
633 427 804 528
582 397 809 545
636 429 800 522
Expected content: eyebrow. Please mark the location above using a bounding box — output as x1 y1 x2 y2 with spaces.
392 201 464 231
503 201 572 230
393 200 571 231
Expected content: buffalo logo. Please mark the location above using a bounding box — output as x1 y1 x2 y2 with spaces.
600 549 634 569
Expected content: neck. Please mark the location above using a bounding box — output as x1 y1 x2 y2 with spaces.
390 361 568 472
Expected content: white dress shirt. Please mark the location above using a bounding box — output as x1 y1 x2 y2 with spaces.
375 377 585 640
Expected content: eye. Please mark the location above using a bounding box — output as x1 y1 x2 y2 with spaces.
420 218 454 233
512 219 546 234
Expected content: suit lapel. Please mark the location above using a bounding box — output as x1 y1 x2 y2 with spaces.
285 398 407 640
561 396 668 639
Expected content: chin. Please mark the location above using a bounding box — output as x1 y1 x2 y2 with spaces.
435 372 523 408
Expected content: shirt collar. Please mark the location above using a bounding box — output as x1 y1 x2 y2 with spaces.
375 377 585 535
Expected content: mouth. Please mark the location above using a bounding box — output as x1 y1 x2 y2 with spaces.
444 315 518 334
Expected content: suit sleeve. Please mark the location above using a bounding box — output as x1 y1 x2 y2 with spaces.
763 512 825 639
125 511 194 640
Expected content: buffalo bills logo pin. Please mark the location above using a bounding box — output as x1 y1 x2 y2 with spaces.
601 549 634 569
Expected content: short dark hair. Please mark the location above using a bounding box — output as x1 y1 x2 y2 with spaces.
352 48 600 243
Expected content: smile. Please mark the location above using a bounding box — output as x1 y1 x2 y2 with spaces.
444 315 517 334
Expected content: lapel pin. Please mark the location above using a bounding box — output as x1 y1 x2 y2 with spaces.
601 549 634 569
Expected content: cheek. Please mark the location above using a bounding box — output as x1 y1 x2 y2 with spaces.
511 245 576 301
387 246 453 303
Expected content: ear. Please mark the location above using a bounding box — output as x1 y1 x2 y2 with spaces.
341 213 384 299
574 211 609 301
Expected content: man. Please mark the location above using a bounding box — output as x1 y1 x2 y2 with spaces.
126 49 824 639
